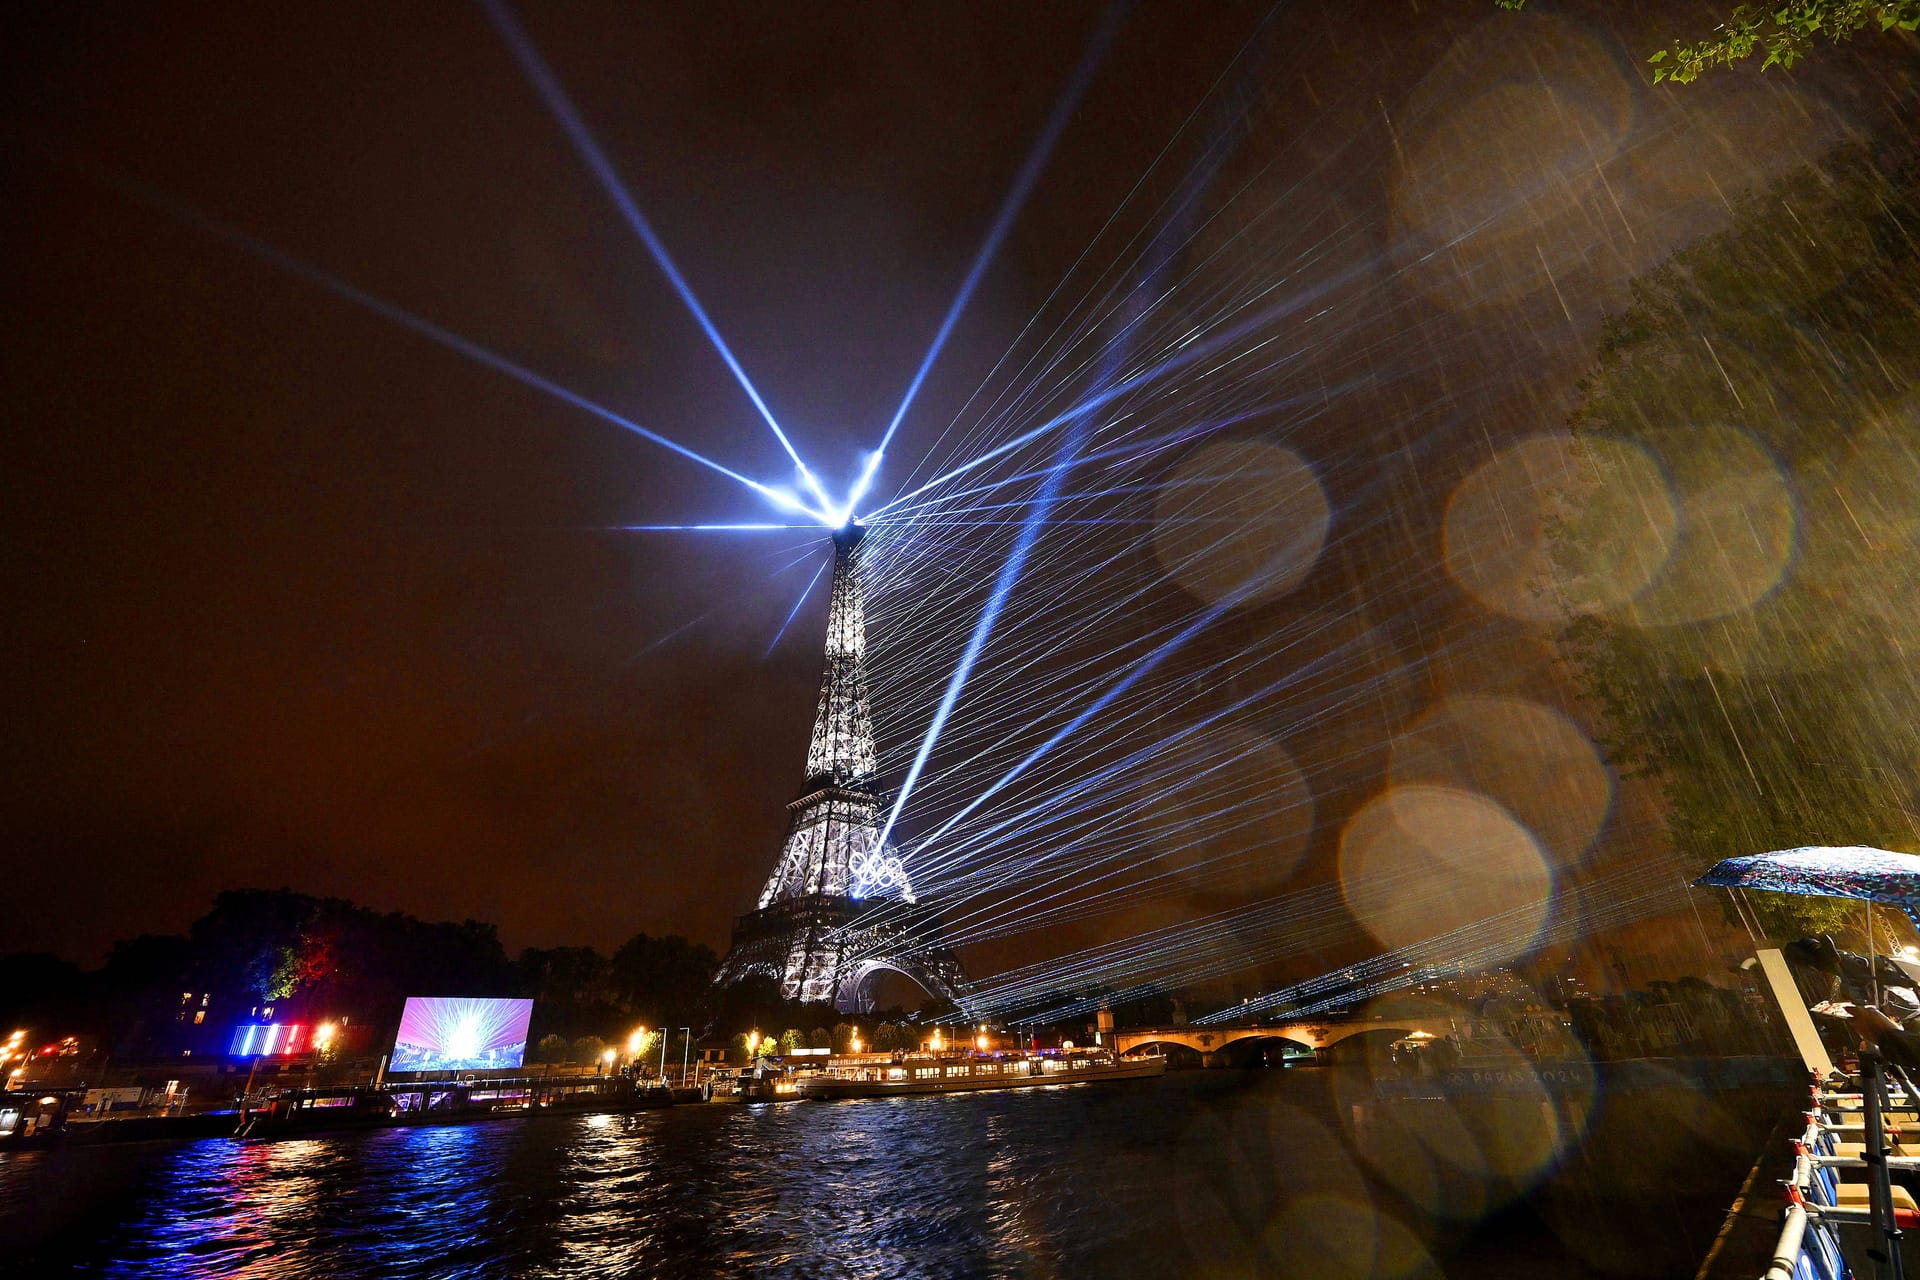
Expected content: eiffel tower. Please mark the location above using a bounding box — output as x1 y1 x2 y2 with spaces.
713 522 969 1013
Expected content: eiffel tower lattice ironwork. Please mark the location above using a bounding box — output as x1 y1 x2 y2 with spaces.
713 522 969 1012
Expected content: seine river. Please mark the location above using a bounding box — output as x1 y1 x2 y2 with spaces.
0 1067 1788 1278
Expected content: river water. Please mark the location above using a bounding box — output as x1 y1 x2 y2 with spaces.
0 1067 1791 1278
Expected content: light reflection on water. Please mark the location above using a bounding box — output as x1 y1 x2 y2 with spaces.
0 1072 1770 1278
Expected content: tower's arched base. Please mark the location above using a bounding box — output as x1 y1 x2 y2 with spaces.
713 893 968 1014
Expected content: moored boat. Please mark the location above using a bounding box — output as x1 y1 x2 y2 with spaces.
796 1047 1164 1100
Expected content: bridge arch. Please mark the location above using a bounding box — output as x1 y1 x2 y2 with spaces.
1314 1026 1417 1064
1111 1020 1443 1062
838 959 950 1014
1212 1033 1317 1068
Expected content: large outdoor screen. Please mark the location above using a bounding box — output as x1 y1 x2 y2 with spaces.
390 997 533 1073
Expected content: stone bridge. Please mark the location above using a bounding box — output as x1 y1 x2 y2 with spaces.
1112 1018 1448 1063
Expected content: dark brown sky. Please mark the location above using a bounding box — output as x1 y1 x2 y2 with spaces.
0 0 1266 961
2 1 1911 980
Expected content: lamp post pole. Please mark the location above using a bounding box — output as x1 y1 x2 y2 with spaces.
677 1027 691 1085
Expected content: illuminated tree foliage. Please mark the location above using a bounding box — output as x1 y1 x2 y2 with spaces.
1647 1 1920 82
1499 0 1920 82
1555 138 1920 938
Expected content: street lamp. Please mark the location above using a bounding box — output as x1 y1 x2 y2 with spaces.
746 1029 761 1061
850 1030 862 1055
628 1027 648 1062
929 1028 944 1053
600 1048 615 1074
676 1027 692 1085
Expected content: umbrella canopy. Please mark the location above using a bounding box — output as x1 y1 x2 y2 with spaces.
1696 845 1920 928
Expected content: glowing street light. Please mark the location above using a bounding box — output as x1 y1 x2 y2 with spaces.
628 1027 648 1059
314 1022 338 1050
849 1030 862 1055
746 1030 761 1061
929 1029 944 1053
975 1026 990 1053
600 1048 616 1073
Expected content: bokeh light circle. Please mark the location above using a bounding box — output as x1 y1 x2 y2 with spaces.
1389 696 1613 867
1444 433 1677 622
1129 726 1315 900
1332 992 1597 1224
1176 1101 1369 1274
1265 1194 1440 1280
1153 439 1331 607
1623 425 1796 626
1339 786 1553 965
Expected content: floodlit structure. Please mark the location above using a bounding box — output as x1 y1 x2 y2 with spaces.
714 523 968 1012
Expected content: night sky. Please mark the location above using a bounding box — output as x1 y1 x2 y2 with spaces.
2 2 1910 974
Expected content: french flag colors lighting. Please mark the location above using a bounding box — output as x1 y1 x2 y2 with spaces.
227 1023 310 1057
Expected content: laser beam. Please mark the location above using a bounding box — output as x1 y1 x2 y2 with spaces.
480 0 830 511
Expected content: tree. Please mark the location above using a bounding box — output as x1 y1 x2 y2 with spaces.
518 946 617 1042
98 934 194 1055
609 933 718 1026
1551 137 1920 938
1498 0 1920 82
1647 2 1920 82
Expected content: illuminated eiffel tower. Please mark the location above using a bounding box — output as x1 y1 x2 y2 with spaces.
713 522 968 1012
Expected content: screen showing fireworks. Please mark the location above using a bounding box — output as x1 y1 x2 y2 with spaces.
390 996 533 1073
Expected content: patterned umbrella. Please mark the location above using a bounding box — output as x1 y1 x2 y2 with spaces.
1696 845 1920 928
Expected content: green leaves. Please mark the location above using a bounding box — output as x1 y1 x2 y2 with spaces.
1645 1 1920 84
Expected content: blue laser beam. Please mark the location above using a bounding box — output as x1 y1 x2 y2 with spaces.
81 158 811 516
766 555 831 656
875 403 1090 849
479 0 832 515
613 523 817 532
863 2 1124 502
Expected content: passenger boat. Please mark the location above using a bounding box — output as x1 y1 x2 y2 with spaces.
233 1074 672 1137
795 1046 1165 1100
702 1066 800 1103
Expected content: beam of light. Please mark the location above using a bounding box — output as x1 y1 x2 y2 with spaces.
874 152 1178 856
612 523 817 531
864 2 1123 495
479 0 830 512
875 412 1088 849
867 242 1387 522
75 157 812 517
837 611 1391 958
766 555 830 656
886 573 1249 881
1189 863 1686 1026
835 449 886 527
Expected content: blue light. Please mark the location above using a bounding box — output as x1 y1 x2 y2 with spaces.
765 555 830 656
866 5 1119 485
482 0 820 500
80 160 811 518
